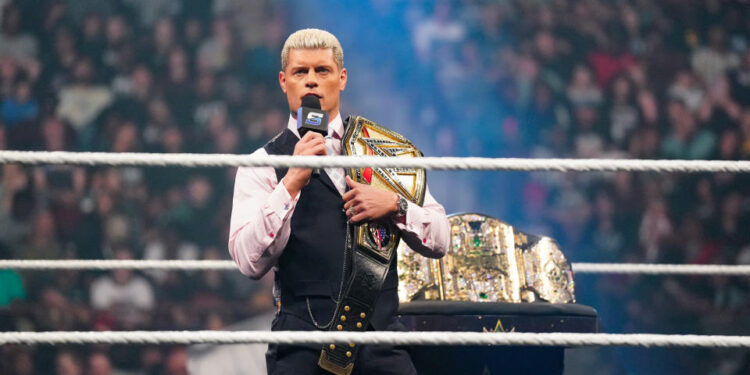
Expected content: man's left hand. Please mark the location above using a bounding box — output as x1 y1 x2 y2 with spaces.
343 175 398 223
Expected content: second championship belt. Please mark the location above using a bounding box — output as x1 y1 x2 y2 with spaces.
318 116 426 375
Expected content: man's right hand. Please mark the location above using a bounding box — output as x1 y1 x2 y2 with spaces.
281 131 327 197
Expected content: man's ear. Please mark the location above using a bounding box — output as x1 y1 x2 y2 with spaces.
339 68 347 91
279 71 287 93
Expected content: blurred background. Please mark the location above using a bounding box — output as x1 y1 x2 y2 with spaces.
0 0 748 374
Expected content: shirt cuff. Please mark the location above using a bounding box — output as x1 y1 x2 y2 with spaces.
267 181 300 220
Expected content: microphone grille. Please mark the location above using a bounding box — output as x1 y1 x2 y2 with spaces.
301 95 321 109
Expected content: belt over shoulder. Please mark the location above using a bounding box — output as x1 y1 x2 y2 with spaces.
317 115 426 375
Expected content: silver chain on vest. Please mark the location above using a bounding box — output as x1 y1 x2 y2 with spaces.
306 220 352 329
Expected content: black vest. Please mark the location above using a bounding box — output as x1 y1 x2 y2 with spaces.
264 128 400 330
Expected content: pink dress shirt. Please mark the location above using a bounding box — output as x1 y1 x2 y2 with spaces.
228 113 450 279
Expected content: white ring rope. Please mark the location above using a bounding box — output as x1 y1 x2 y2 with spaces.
0 259 237 270
1 331 749 348
1 260 749 276
0 151 748 172
571 263 750 275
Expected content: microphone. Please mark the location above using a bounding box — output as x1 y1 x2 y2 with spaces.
296 95 329 175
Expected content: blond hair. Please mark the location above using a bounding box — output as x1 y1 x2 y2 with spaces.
281 28 344 71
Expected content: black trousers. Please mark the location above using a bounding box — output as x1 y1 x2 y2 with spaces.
266 312 417 375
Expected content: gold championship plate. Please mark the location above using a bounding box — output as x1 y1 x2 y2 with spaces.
341 115 426 260
398 213 576 304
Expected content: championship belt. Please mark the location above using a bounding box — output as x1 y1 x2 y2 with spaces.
318 116 426 375
398 213 575 304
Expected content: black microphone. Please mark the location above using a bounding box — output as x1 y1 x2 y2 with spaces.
297 95 329 175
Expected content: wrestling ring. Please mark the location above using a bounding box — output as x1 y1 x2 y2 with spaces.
2 151 750 367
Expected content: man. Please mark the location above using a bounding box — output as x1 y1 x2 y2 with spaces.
89 247 155 329
229 28 450 374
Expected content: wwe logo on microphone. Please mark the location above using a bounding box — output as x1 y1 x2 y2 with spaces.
305 112 324 126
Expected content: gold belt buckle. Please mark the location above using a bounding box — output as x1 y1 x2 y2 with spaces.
318 351 354 375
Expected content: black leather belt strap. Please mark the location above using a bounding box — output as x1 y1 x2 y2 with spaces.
318 224 397 375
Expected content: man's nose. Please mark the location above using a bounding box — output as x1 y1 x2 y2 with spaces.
304 71 318 88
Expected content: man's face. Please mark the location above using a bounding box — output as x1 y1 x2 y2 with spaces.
279 48 347 119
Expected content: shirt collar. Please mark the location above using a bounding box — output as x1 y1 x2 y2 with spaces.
286 112 344 139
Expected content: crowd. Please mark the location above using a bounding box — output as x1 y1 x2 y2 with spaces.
0 0 281 373
397 1 749 373
0 0 748 374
